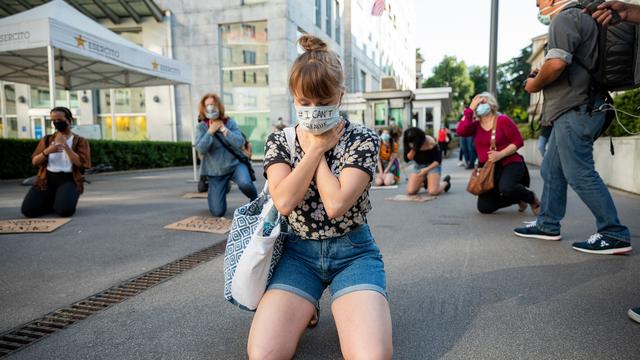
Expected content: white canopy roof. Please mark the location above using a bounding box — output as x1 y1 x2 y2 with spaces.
0 0 191 89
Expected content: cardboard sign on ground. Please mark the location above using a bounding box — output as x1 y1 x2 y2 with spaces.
371 185 399 190
385 194 436 203
182 192 208 199
0 218 71 234
164 216 231 234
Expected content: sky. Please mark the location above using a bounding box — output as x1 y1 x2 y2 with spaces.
415 0 549 76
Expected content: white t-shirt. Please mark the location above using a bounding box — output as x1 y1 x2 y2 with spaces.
47 135 74 173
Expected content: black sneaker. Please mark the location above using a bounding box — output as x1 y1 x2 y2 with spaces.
628 307 640 324
443 175 451 192
513 222 562 241
572 234 632 255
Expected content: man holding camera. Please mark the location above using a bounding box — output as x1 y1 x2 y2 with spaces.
513 0 631 255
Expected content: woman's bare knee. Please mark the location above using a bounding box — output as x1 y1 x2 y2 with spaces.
343 345 392 360
247 342 296 360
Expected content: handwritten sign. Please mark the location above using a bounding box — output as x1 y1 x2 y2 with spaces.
182 192 208 199
164 216 231 234
385 194 436 203
0 219 71 234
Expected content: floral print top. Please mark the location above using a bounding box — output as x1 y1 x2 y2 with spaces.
263 121 379 240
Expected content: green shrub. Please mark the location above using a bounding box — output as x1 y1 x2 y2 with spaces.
0 139 193 179
517 123 536 140
609 89 640 137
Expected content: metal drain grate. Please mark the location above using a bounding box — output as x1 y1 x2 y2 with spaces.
0 242 226 358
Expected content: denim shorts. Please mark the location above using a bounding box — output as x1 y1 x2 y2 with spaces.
266 224 388 309
409 161 442 176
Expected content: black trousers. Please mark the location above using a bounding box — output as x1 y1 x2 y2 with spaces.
439 141 448 157
21 172 80 218
477 161 534 214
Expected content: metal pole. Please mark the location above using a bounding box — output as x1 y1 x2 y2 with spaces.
47 45 57 108
0 81 7 139
165 10 177 142
488 0 499 95
109 88 116 140
188 86 197 182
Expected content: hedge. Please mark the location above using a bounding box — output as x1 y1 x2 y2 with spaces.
0 138 193 180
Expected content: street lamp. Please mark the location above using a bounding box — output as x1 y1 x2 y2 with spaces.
488 0 499 95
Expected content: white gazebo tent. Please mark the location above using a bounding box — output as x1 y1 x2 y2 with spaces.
0 0 199 180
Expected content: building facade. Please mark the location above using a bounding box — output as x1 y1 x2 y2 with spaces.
1 0 428 158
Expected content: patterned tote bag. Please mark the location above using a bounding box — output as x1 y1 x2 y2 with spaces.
223 127 296 311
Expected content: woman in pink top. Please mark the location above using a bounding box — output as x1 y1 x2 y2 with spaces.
457 92 540 215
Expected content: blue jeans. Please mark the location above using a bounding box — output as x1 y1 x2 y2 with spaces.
536 104 630 241
207 164 258 217
537 135 549 157
463 136 477 166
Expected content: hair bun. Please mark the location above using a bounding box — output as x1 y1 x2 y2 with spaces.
298 35 328 52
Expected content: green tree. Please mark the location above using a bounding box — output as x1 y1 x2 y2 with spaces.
497 45 533 123
469 66 488 95
423 55 475 119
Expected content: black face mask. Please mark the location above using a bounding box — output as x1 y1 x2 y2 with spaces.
54 121 69 132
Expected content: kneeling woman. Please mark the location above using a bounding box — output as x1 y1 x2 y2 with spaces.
457 92 540 215
21 107 91 218
375 128 400 186
403 127 451 196
249 35 392 359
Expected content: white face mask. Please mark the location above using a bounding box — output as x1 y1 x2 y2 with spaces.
538 0 574 26
295 104 341 134
205 104 219 120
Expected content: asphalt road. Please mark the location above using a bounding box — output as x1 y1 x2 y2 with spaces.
1 158 639 359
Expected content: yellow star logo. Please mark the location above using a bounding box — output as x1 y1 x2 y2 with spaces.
151 60 159 70
75 35 86 48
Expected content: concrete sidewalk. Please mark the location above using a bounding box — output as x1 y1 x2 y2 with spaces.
1 159 639 359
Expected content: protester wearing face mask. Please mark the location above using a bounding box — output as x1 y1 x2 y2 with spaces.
251 35 392 359
403 127 451 196
514 1 632 255
21 107 91 218
375 128 400 186
195 93 257 217
457 93 539 215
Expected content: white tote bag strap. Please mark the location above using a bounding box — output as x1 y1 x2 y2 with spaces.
262 127 296 196
283 127 296 165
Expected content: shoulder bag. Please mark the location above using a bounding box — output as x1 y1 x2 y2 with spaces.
467 118 498 196
223 128 296 311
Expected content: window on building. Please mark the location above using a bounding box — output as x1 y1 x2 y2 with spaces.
360 70 367 92
221 21 270 158
97 88 147 140
243 50 257 65
4 84 17 117
30 87 76 109
242 0 267 4
374 102 386 127
335 0 341 45
223 92 234 105
326 0 332 37
315 0 322 27
242 24 256 38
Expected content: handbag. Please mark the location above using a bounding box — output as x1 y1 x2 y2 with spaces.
197 175 208 193
215 132 257 182
467 118 498 196
223 127 296 311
